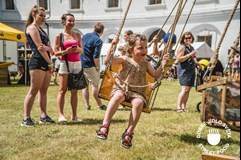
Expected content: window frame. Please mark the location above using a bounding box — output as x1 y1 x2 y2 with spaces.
105 0 122 12
68 0 84 13
108 0 119 8
38 0 49 11
196 0 219 5
5 0 15 10
145 0 166 10
197 35 213 48
149 0 163 5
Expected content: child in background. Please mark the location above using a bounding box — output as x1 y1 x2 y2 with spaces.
97 34 169 149
118 30 134 56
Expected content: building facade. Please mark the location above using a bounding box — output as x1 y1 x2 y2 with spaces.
0 0 240 65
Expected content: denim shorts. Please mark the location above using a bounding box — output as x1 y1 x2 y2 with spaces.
28 57 49 71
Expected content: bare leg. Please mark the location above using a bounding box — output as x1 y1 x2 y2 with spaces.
92 85 102 107
102 92 125 126
38 71 51 118
126 98 144 134
82 87 90 106
122 98 144 147
177 86 191 111
182 87 191 110
71 90 78 119
23 70 45 119
57 74 68 118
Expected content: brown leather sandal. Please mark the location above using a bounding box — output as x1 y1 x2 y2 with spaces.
121 129 134 149
96 124 109 140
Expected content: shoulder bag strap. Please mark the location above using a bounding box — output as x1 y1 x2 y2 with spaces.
60 33 70 73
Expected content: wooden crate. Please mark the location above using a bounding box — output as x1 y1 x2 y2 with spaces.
0 68 9 86
202 153 239 160
0 62 14 86
197 78 240 131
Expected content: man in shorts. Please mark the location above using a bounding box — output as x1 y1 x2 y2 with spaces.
81 22 106 110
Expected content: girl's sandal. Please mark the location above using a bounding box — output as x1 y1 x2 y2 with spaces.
96 124 109 140
121 130 134 149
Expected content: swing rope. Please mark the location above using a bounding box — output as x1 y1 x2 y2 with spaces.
146 0 186 92
224 30 240 76
174 0 197 51
148 0 180 48
148 0 188 50
203 0 240 82
157 0 189 49
156 0 185 69
106 0 195 91
105 0 133 69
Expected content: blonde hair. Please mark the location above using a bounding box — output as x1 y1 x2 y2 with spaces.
25 5 45 30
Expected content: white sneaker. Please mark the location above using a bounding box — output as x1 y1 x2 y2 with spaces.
58 116 67 123
71 117 83 122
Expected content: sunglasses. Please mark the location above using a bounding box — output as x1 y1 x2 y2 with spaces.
184 37 192 40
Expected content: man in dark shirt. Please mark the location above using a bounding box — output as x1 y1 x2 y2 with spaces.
81 22 106 110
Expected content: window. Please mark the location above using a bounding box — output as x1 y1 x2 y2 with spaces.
5 0 15 10
71 0 80 9
146 0 166 10
197 35 212 47
148 29 165 42
150 0 163 5
38 0 48 10
196 0 218 5
108 0 119 8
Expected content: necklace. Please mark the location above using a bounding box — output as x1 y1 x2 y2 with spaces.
63 31 73 40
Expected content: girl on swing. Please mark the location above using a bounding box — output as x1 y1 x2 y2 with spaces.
97 34 169 149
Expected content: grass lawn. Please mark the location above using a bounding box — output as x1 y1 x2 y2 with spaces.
0 78 240 160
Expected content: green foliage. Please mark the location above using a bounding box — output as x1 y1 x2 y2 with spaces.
0 80 240 160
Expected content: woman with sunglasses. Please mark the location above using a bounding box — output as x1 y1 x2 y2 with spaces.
176 32 201 113
22 5 54 126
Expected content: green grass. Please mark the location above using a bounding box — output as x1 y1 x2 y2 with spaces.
0 79 240 160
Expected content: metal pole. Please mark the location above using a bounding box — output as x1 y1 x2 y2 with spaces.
24 43 27 85
3 40 6 61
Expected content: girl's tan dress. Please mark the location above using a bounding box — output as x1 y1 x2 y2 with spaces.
111 57 149 106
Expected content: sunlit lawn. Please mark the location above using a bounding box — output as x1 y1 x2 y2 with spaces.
0 77 240 160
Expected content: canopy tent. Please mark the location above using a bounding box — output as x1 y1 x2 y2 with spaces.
0 22 26 85
154 42 213 59
191 42 213 59
0 22 26 42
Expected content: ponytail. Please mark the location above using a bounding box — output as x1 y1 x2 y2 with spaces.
25 5 45 31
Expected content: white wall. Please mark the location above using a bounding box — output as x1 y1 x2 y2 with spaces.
0 40 18 72
0 0 240 67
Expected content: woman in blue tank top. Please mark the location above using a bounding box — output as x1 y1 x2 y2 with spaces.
21 5 54 127
176 32 201 113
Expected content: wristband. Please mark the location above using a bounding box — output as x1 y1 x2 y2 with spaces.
61 51 65 56
48 64 53 67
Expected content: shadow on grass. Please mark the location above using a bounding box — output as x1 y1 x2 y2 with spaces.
179 133 240 145
0 84 29 88
151 108 176 112
62 118 128 126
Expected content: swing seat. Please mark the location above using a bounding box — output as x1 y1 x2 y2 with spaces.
197 78 240 131
98 64 157 113
162 59 176 78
